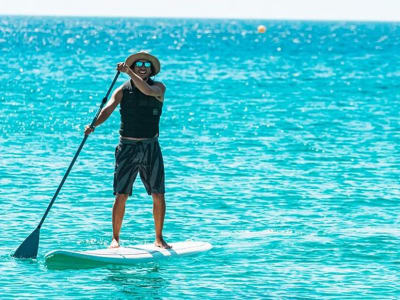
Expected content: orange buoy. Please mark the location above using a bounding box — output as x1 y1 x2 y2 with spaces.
257 25 266 33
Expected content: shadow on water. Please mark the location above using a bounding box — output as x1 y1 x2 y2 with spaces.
105 263 166 298
8 251 166 298
43 252 167 296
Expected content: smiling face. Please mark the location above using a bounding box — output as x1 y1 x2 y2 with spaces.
132 60 152 80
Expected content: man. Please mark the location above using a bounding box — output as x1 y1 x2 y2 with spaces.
84 51 170 249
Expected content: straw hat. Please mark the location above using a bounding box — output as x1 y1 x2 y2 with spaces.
125 51 160 76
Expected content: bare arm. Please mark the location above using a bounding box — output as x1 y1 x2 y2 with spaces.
117 62 166 102
84 86 123 135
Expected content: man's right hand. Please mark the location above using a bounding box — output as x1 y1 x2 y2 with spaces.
84 125 95 135
117 62 131 74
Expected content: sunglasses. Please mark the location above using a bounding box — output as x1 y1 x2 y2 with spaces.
135 61 152 68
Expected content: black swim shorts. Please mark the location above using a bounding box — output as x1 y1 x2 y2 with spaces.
113 137 165 196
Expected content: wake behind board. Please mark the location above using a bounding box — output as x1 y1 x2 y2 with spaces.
45 241 212 266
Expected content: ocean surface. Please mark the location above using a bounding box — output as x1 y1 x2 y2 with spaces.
1 16 400 299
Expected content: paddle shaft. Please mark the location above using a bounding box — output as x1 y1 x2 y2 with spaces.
37 71 120 229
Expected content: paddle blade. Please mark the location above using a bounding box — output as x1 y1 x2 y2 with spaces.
13 227 40 259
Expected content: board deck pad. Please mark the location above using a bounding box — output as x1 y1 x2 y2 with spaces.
45 241 212 266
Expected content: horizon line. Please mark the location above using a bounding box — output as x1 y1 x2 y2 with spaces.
1 13 400 23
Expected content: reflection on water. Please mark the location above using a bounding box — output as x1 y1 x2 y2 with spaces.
105 263 166 298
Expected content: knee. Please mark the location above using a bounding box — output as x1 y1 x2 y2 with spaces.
115 193 129 204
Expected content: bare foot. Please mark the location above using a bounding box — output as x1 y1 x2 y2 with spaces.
155 238 172 249
109 238 120 248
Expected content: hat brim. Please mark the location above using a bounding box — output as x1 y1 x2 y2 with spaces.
125 52 160 76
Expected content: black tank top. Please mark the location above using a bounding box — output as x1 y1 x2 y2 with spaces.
119 79 163 138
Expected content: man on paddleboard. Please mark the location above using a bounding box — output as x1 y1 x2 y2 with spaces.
84 51 170 249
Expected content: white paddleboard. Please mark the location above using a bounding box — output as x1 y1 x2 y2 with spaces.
45 241 212 265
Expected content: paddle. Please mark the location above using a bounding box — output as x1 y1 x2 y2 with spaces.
13 71 120 259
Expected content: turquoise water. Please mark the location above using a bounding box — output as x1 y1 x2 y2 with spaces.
1 16 400 298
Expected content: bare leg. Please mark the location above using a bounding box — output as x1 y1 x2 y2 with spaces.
152 193 171 249
110 193 129 248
